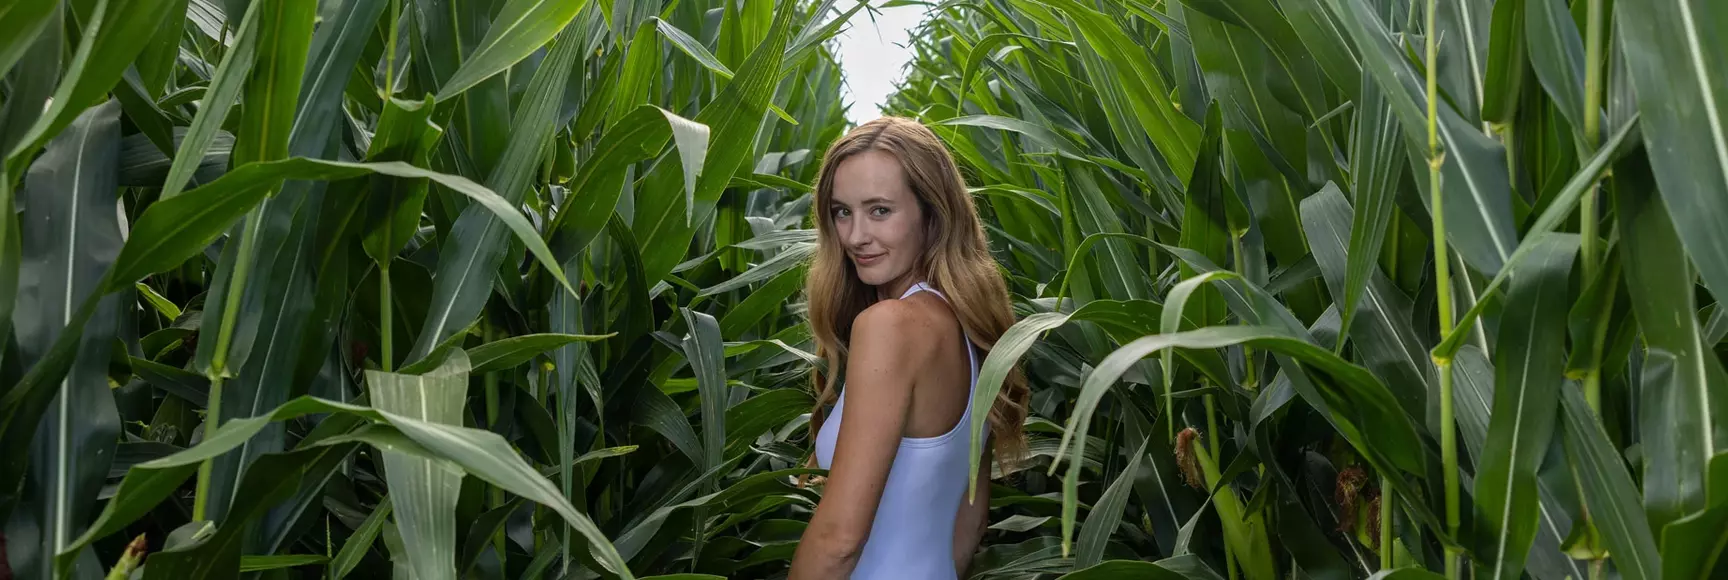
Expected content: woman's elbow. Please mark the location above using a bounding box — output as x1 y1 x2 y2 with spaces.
808 526 869 561
791 522 868 578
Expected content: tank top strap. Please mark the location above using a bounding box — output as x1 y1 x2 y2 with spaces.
897 282 981 407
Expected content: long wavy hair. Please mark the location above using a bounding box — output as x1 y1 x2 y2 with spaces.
805 116 1030 470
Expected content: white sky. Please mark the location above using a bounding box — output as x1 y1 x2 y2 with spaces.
835 3 929 125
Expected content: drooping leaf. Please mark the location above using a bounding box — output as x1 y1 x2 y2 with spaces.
1615 0 1728 311
433 0 595 101
466 333 613 374
1474 234 1578 580
1614 157 1727 530
4 0 179 162
366 349 470 580
6 100 125 580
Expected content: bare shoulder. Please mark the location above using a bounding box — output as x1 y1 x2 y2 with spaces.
850 293 958 356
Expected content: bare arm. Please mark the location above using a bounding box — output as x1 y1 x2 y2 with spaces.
952 447 992 577
790 303 930 579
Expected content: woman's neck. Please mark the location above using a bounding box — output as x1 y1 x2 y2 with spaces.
875 272 923 301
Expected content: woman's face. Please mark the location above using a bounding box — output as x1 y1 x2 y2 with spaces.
829 149 926 295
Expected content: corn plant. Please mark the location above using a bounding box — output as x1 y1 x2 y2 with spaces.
0 0 861 577
886 0 1727 578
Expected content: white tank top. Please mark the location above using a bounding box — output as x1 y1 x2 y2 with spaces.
813 281 985 580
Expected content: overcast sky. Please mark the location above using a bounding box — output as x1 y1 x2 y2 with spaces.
835 3 928 126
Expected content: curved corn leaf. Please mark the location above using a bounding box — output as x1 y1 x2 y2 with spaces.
5 0 179 162
55 393 635 578
467 333 614 374
433 0 594 101
409 22 587 362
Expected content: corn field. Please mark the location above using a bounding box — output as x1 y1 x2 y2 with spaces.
0 0 1724 578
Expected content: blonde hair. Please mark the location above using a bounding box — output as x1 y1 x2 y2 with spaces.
805 116 1030 470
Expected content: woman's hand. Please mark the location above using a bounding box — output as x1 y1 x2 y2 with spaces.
789 300 934 579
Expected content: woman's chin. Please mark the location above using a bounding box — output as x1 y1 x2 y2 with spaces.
855 267 897 288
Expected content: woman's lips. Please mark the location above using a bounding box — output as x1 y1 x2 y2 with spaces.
853 252 884 266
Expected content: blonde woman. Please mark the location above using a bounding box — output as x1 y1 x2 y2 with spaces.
789 117 1030 579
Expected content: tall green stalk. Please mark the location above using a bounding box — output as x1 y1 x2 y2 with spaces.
1206 394 1236 580
1580 0 1606 411
384 0 399 97
1380 476 1394 569
1423 0 1461 576
483 319 505 566
380 266 393 372
192 208 267 522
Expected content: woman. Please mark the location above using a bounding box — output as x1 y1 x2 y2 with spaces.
788 117 1030 579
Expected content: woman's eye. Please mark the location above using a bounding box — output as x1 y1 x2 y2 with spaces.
870 207 890 217
832 207 850 219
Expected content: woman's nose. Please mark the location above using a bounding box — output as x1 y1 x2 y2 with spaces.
845 220 871 248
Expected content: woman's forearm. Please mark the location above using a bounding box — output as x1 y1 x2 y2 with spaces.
789 536 862 579
951 512 985 576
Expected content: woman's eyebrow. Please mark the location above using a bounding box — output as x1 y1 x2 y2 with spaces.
830 196 895 207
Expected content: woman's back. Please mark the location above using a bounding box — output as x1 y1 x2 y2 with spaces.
813 282 985 579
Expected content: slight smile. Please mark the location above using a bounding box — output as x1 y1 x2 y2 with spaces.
853 252 884 266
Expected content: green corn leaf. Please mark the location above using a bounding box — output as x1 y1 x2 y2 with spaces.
721 388 811 457
1452 346 1589 580
158 0 261 199
1661 503 1728 579
57 393 635 578
1559 385 1661 579
682 309 727 481
1340 75 1405 351
466 333 614 374
5 0 179 162
0 0 56 80
434 0 594 102
1524 0 1592 144
1481 0 1529 124
1474 234 1578 580
1074 436 1148 569
10 101 125 580
1 159 576 484
366 348 470 580
0 2 60 161
1614 157 1727 529
1058 558 1195 579
1433 116 1641 359
1615 0 1728 310
635 0 796 284
1300 185 1431 421
329 498 392 580
409 22 586 361
237 555 328 572
1039 0 1200 181
361 96 442 266
547 105 711 261
1324 0 1520 275
138 444 356 579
